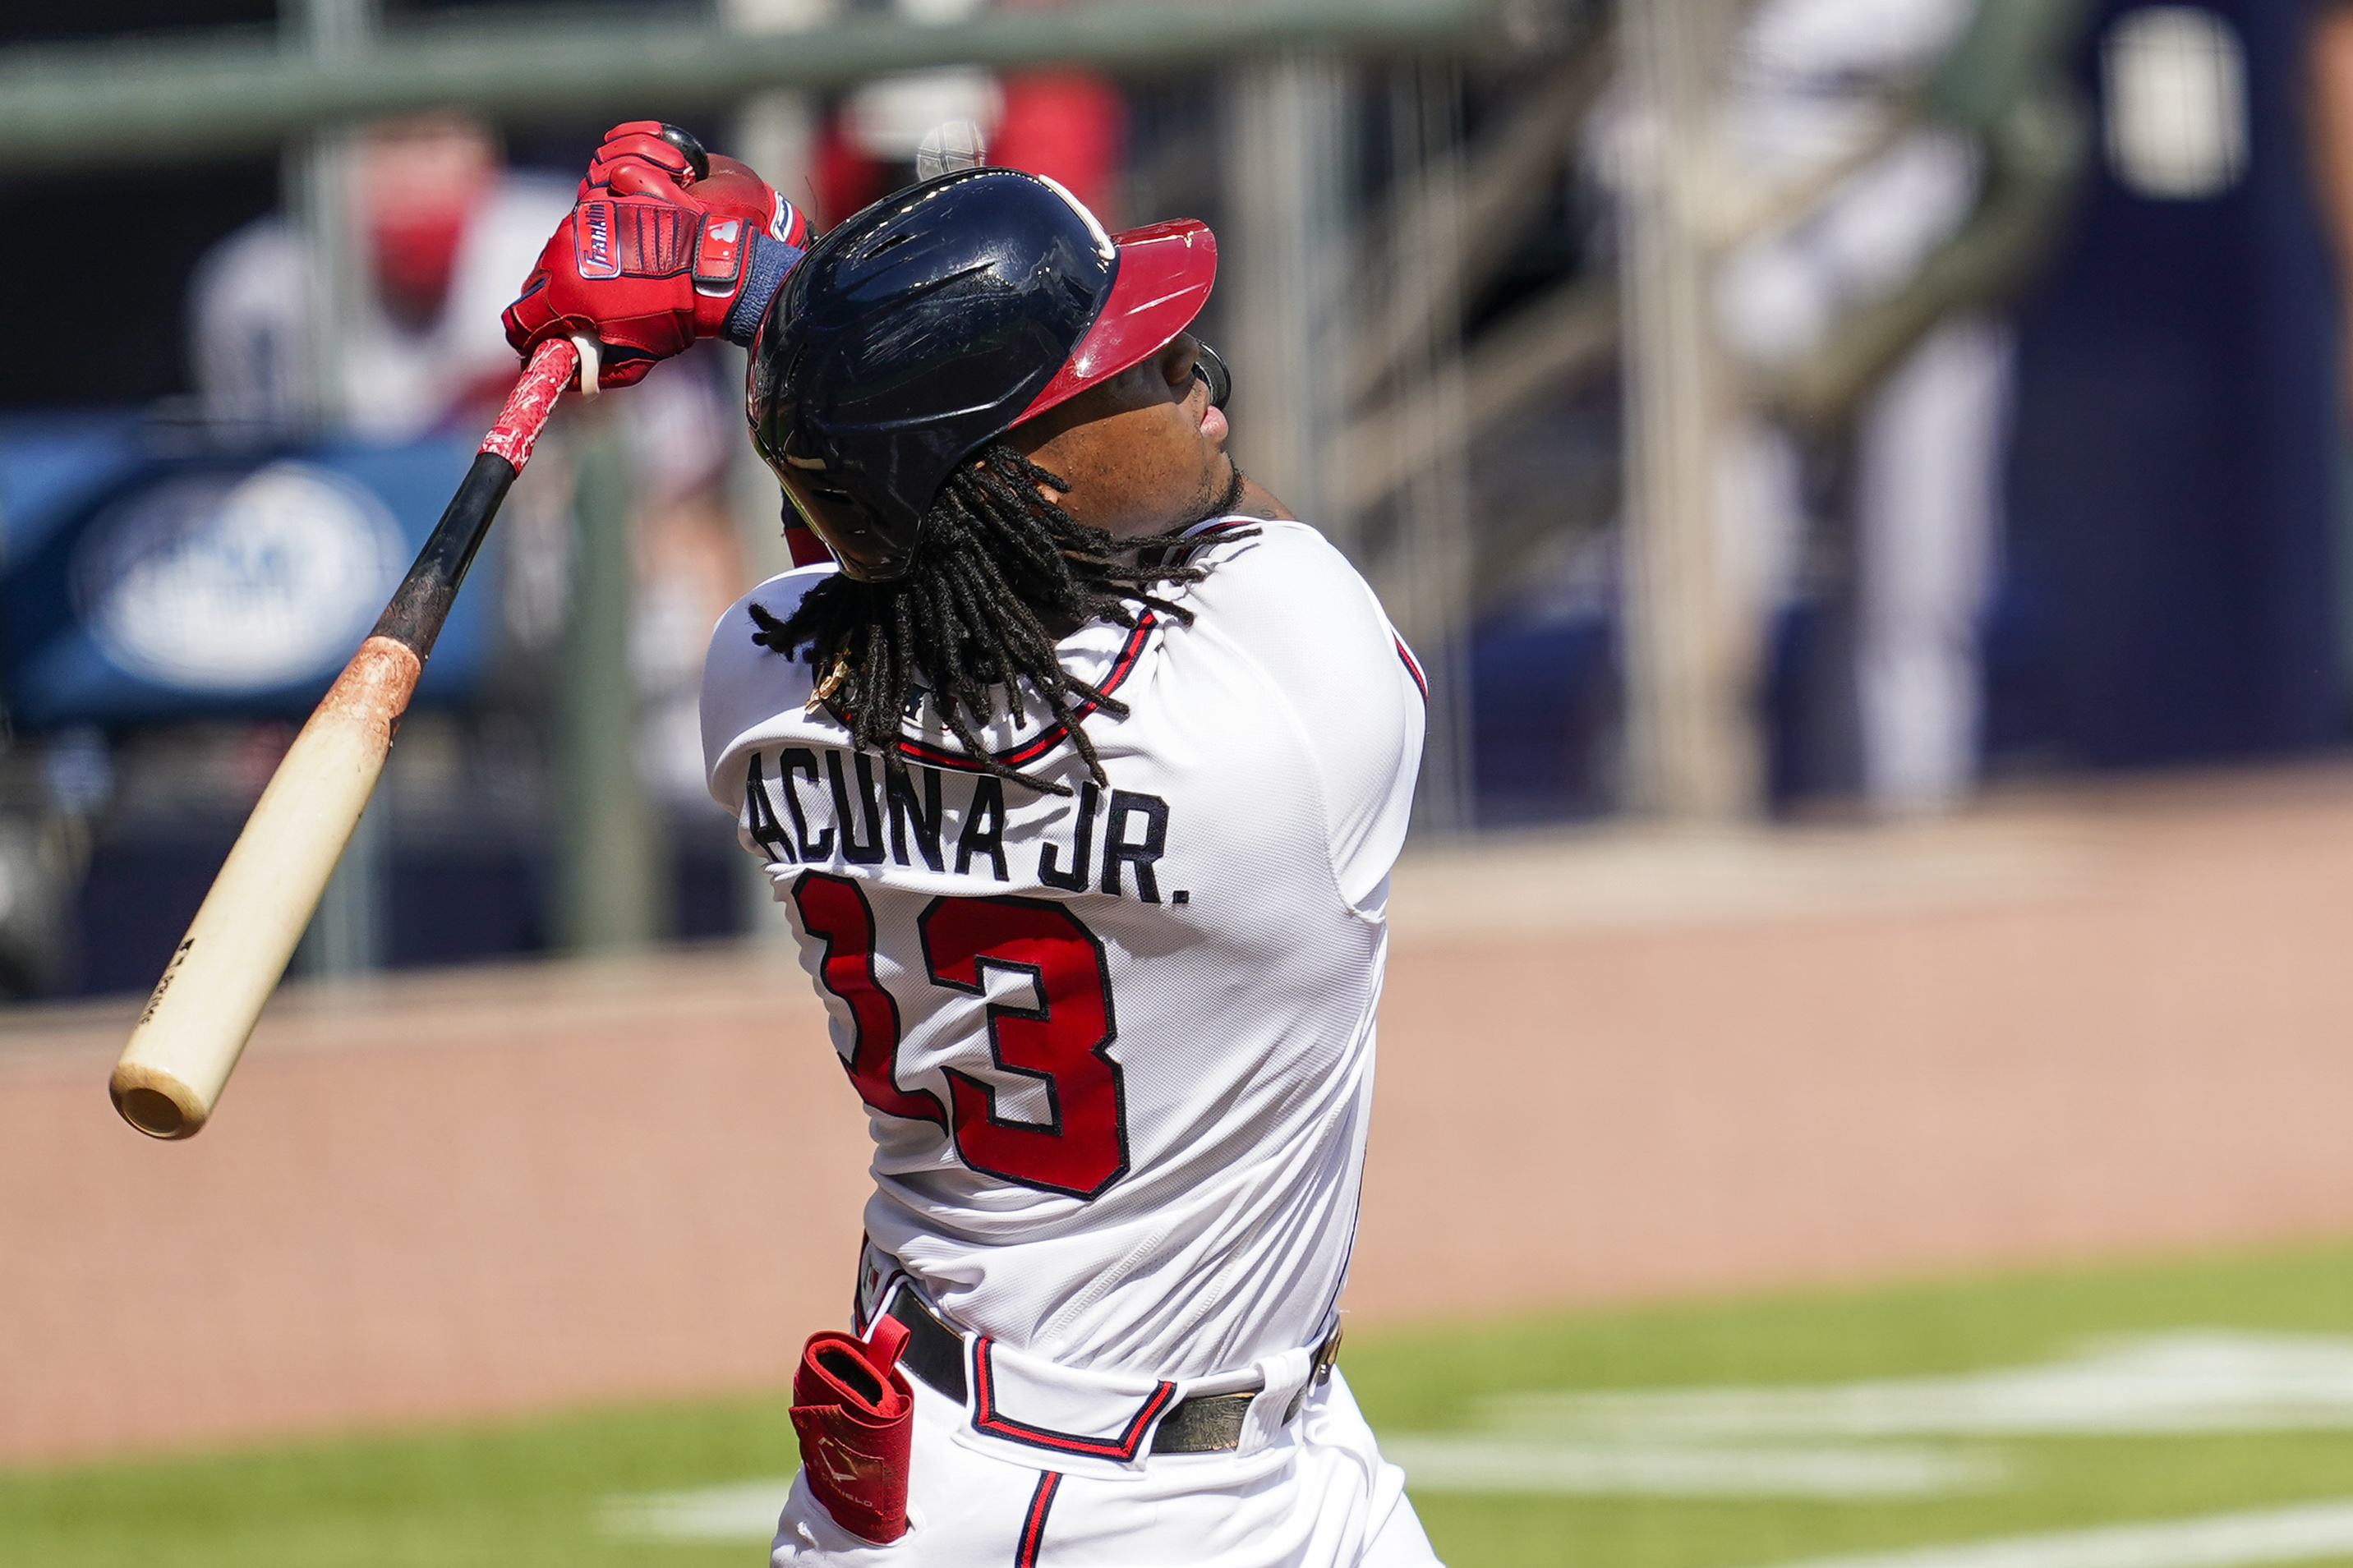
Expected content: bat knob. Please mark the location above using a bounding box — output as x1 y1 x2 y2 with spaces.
659 123 711 183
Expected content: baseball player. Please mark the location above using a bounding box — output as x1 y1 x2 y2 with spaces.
505 126 1439 1567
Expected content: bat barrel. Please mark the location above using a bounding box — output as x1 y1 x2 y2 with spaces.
108 637 423 1138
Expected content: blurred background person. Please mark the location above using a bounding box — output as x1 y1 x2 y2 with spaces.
1586 0 2016 818
808 0 1126 225
1710 0 2010 818
189 113 570 439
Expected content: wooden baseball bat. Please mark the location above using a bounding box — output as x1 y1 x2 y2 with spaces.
108 335 587 1139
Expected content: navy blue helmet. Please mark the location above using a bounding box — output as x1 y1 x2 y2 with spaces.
747 168 1216 581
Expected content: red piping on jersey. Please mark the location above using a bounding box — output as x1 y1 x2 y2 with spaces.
890 610 1159 775
1395 637 1428 701
969 1336 1178 1460
1169 517 1256 568
1014 1471 1061 1568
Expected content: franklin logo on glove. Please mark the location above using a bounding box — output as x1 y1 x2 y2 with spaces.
576 202 619 279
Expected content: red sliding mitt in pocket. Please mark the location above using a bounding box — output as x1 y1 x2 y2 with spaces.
791 1316 915 1544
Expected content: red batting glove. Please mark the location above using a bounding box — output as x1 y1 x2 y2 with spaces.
790 1317 914 1544
502 122 808 389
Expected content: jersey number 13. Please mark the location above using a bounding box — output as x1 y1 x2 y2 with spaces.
792 871 1129 1200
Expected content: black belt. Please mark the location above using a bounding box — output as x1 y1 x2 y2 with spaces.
882 1288 1340 1456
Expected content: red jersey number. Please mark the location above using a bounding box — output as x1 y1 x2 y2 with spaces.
919 895 1126 1199
790 873 944 1128
794 874 1128 1200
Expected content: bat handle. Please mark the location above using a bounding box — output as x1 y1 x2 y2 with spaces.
108 337 583 1140
374 337 582 661
482 336 584 467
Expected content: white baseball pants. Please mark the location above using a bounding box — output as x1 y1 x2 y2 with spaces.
771 1366 1444 1567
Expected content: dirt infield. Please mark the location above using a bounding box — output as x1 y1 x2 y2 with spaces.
12 765 2353 1466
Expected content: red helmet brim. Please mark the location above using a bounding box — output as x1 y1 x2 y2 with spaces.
1013 219 1216 426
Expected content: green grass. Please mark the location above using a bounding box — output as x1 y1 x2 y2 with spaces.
1357 1239 2353 1568
0 1396 799 1568
11 1239 2353 1566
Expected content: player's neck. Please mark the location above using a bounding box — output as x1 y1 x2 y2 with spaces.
1225 476 1295 522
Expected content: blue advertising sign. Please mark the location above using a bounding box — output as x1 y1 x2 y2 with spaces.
2 419 501 729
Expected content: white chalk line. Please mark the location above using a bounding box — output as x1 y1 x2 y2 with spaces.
1379 1438 2001 1497
1750 1499 2353 1568
601 1478 794 1541
1490 1331 2353 1442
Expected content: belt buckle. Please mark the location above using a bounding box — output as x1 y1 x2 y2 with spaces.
1311 1322 1343 1386
1282 1323 1346 1425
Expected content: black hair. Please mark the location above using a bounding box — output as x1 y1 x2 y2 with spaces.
748 442 1247 794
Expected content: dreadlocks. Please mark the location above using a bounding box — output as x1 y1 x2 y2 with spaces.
748 442 1247 795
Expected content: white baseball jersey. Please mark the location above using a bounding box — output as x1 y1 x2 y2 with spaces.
701 517 1425 1397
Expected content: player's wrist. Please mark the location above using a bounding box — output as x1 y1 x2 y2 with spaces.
720 230 804 347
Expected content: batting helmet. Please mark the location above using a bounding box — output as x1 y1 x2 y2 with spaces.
747 168 1218 581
